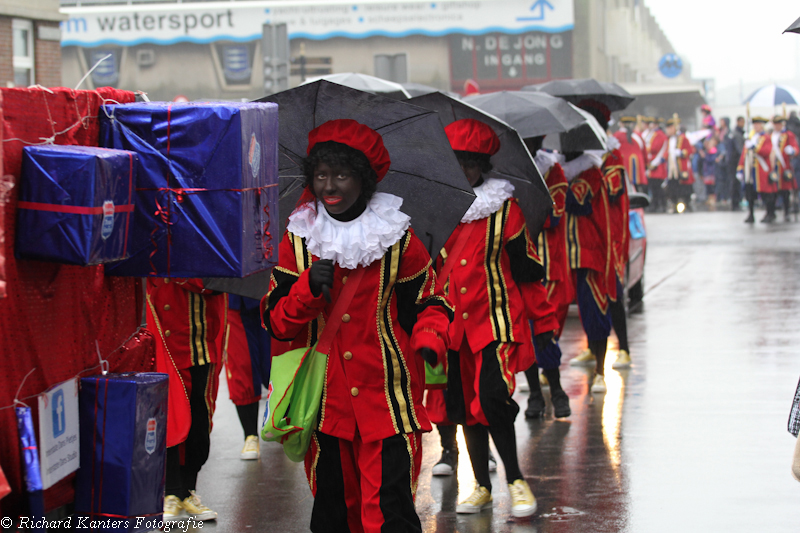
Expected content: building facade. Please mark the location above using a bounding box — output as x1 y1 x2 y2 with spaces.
1 0 64 89
58 0 700 109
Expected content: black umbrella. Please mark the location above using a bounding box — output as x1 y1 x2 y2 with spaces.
524 78 635 113
785 16 800 34
400 83 461 99
301 73 411 99
408 92 551 237
542 103 607 152
259 80 475 259
463 91 585 138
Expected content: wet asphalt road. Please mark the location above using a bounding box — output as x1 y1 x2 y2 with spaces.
194 209 800 533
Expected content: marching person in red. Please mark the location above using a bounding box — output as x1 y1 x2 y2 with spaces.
437 119 555 518
561 121 614 392
737 116 774 223
146 278 226 522
223 295 272 460
771 115 799 221
519 137 573 419
264 119 452 533
614 116 648 194
646 117 669 212
664 117 695 212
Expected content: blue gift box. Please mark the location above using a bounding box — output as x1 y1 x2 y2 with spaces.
100 102 279 278
75 373 168 532
16 145 137 266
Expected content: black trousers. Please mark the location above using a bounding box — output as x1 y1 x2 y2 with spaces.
166 364 213 499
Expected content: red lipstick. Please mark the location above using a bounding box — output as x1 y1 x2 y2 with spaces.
324 196 342 206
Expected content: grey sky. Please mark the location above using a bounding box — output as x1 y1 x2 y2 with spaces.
645 0 799 90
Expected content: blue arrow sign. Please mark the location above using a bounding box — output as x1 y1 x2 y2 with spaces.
516 0 554 22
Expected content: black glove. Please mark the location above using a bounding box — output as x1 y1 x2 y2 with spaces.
308 259 334 302
534 331 555 353
420 347 438 367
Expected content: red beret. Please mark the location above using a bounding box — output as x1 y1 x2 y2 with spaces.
307 119 391 181
444 118 500 156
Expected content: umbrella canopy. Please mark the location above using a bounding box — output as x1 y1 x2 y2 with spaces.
301 72 411 99
524 78 635 113
409 91 552 237
784 15 800 34
462 91 586 139
257 80 474 260
543 104 607 153
742 83 800 106
401 83 460 99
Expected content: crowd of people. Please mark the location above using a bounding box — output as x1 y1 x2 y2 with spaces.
613 105 800 222
145 93 640 531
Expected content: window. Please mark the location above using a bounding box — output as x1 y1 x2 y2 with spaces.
374 53 407 83
13 19 34 87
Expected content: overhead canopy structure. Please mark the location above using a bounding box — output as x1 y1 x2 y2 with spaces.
615 83 707 129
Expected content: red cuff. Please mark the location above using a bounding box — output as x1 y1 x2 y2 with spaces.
411 329 446 363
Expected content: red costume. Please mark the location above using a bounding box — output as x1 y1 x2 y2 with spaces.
667 133 695 186
146 278 226 446
602 146 630 295
614 128 648 187
535 154 573 334
264 119 452 532
737 131 775 193
647 128 669 179
771 129 799 191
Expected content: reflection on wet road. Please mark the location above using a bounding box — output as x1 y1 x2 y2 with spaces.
198 211 800 533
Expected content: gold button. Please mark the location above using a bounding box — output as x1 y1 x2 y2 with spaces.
462 312 469 320
164 330 171 337
342 276 348 284
164 278 170 283
350 387 359 397
460 287 467 294
164 304 171 311
343 351 353 360
460 259 467 266
342 314 350 323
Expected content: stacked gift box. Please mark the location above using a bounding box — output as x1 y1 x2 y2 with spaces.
100 101 279 278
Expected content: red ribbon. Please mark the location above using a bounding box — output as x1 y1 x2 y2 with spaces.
17 201 135 215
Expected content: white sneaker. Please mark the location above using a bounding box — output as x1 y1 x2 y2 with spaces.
591 374 607 393
163 495 186 522
240 435 260 460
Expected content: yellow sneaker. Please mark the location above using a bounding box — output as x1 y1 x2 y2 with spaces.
508 479 537 518
182 491 217 521
569 349 596 366
591 374 607 393
456 485 493 514
612 350 631 369
163 495 185 522
240 435 260 460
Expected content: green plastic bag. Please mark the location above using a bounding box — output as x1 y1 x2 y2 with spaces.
261 345 328 462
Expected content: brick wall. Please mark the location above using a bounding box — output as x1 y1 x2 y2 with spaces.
34 21 61 88
0 17 13 87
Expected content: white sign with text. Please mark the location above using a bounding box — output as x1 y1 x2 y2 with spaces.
61 0 574 47
37 378 80 490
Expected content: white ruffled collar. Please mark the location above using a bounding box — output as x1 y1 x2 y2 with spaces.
535 150 561 174
561 152 604 180
287 192 411 269
461 178 515 223
606 135 621 151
